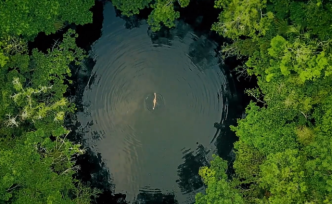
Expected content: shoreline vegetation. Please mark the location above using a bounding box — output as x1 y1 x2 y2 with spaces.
0 0 100 202
1 0 332 203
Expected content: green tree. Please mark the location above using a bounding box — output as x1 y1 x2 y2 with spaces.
0 0 99 202
195 155 244 204
195 0 332 203
0 30 99 203
111 0 152 16
212 0 274 40
112 0 190 31
0 127 95 203
0 0 94 39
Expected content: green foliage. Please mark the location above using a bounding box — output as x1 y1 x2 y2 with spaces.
262 36 332 83
196 0 332 203
231 141 264 203
259 149 307 203
113 0 191 31
195 155 244 204
112 0 153 16
0 0 94 39
0 0 98 202
0 30 83 136
0 30 98 203
148 0 180 32
1 36 28 55
212 0 274 40
0 128 78 203
0 42 9 67
231 103 299 155
0 128 100 203
0 52 8 67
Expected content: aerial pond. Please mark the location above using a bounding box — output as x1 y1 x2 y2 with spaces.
76 2 240 203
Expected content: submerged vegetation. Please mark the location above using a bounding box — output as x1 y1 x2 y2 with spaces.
1 0 332 203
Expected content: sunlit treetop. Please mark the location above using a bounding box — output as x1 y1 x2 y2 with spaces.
195 0 332 203
112 0 191 31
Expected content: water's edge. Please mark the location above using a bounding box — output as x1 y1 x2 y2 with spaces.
29 0 256 203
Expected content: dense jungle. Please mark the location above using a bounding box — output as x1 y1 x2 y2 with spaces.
1 0 332 203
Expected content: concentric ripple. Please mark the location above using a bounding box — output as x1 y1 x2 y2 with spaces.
77 3 229 203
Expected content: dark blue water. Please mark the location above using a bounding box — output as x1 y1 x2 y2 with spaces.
75 2 241 203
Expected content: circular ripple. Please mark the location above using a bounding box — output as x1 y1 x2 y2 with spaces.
78 4 229 203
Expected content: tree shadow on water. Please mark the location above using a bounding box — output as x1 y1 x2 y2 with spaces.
133 189 178 204
65 54 128 203
147 26 175 47
176 145 209 195
114 9 142 30
187 35 221 72
71 123 127 204
76 149 128 204
112 2 152 30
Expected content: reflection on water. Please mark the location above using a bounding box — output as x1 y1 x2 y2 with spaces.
76 2 232 203
134 189 178 204
176 145 209 194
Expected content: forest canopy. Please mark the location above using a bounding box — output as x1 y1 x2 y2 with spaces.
0 0 99 203
112 0 190 31
1 0 332 203
194 0 332 203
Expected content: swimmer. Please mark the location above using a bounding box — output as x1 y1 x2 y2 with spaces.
152 92 157 110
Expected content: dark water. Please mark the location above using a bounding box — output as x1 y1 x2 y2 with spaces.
76 2 240 203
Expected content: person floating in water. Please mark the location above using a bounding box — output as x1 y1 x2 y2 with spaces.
152 92 157 110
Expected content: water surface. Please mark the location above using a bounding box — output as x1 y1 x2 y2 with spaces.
77 3 232 203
